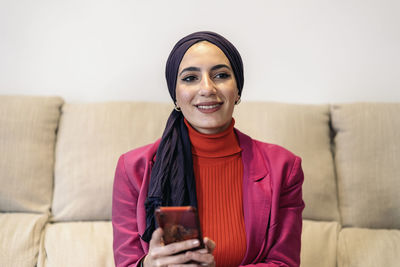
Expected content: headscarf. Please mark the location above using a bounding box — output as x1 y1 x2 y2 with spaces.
142 31 244 242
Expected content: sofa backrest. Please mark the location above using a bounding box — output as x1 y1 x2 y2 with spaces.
51 101 340 223
331 103 400 229
51 102 172 221
0 95 63 213
234 102 339 222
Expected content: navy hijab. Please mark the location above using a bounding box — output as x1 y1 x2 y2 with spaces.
142 31 244 242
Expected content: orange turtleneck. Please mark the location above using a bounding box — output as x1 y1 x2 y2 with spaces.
185 118 247 267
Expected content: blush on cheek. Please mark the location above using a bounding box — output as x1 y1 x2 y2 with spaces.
176 88 194 106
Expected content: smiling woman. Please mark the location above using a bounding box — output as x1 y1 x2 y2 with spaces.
112 31 305 267
176 41 240 134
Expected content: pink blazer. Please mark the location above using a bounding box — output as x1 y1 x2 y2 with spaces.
112 129 305 267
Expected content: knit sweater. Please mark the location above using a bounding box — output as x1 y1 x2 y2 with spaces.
185 118 247 267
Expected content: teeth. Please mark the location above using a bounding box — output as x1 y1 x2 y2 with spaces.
197 104 220 109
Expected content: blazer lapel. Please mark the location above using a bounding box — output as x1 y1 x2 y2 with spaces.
236 129 272 264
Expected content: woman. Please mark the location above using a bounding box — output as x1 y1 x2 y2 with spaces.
112 31 304 267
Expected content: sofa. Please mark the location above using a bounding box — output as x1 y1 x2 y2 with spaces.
0 95 399 267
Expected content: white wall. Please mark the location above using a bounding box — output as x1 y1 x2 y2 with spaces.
1 0 399 103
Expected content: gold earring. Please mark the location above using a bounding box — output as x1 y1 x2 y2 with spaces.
174 102 181 112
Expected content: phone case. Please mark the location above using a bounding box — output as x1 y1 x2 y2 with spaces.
155 206 204 248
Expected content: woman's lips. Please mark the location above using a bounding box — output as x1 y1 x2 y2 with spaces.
195 102 222 113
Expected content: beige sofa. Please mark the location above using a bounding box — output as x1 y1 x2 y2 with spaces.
1 95 399 267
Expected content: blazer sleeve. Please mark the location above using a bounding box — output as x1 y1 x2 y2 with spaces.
112 154 146 267
241 156 305 267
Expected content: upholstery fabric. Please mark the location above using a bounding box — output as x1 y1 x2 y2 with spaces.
338 227 400 267
0 213 48 267
300 220 340 267
234 102 339 222
52 102 172 221
0 95 63 213
2 97 399 267
331 103 400 228
38 221 114 267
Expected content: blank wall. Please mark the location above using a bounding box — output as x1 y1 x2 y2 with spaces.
1 0 399 103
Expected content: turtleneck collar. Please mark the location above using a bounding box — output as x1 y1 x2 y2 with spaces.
184 118 242 158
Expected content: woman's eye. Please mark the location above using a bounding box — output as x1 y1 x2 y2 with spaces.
215 73 231 79
181 75 197 82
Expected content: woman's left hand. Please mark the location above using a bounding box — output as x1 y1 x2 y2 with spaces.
183 237 216 267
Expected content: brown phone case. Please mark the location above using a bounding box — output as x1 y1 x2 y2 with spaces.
155 206 204 248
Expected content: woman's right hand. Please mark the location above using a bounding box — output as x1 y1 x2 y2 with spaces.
142 228 203 267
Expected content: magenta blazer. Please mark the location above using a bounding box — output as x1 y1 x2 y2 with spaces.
112 129 305 267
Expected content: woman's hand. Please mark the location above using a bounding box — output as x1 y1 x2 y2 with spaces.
143 228 216 267
185 237 216 267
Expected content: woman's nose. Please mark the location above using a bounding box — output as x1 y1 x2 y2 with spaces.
199 75 216 96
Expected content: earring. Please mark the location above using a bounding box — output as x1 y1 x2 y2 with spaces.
174 102 181 112
235 97 241 105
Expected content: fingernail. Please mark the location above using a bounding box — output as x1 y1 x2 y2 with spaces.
192 239 200 246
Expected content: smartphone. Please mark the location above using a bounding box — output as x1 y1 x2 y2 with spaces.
155 206 204 249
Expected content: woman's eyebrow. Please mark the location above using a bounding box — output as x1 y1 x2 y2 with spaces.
179 66 200 76
210 64 231 72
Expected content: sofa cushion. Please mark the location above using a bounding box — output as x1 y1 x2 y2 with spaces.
0 213 48 267
301 220 340 267
331 103 400 228
39 220 339 267
234 102 339 222
338 227 400 267
52 102 172 221
0 95 63 213
38 221 114 267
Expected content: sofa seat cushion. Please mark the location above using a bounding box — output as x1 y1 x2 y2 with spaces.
38 221 114 267
301 220 340 267
234 102 339 222
52 102 172 221
0 213 48 267
331 103 400 228
0 96 63 213
39 219 338 267
338 227 400 267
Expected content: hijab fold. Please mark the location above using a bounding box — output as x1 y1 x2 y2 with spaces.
142 31 244 242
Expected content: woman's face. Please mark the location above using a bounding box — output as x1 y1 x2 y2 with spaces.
176 41 239 134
